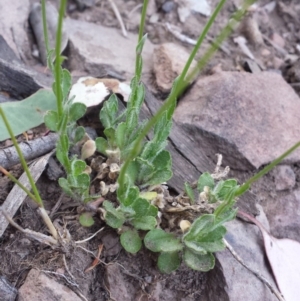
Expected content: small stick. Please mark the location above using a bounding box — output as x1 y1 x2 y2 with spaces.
223 238 285 301
75 227 105 244
84 244 103 273
107 0 128 37
63 254 75 280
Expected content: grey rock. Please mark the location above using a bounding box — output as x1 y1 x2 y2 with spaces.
272 165 296 191
0 276 17 301
152 42 197 93
202 219 277 301
173 71 300 170
17 269 82 301
162 1 175 13
75 0 95 11
29 3 68 66
264 188 300 242
0 0 31 61
65 19 154 79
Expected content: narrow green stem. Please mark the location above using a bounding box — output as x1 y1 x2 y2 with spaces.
134 0 149 79
179 0 227 84
0 108 44 207
138 0 148 44
54 0 67 118
41 0 50 55
0 166 38 202
235 141 300 196
183 0 256 90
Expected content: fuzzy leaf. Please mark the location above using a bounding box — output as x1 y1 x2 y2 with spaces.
71 159 86 176
95 137 108 155
184 214 215 241
131 198 151 217
144 229 183 253
213 179 238 201
135 83 145 109
131 216 157 230
120 229 142 254
184 182 195 204
44 110 58 131
158 251 181 274
74 126 85 143
62 69 72 100
139 192 157 201
115 122 126 149
100 94 118 128
145 169 173 186
153 112 172 145
76 173 90 189
103 200 125 228
122 186 139 207
152 150 172 170
197 172 215 193
184 239 225 255
58 177 72 196
184 249 215 272
79 212 95 227
69 102 86 122
125 108 138 133
56 134 69 168
104 127 116 145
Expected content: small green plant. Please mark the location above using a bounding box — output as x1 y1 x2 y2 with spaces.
1 0 300 275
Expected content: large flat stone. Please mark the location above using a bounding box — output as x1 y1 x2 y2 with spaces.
173 71 300 170
17 269 82 301
0 0 31 61
202 219 278 301
65 18 154 79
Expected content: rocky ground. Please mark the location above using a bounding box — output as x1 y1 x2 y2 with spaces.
0 0 300 300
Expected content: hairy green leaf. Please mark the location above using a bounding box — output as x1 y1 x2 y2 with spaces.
115 122 127 149
103 200 125 228
95 137 108 155
120 229 142 253
79 212 95 227
71 159 86 176
131 216 157 230
62 69 72 100
100 94 118 128
184 182 195 204
144 229 183 253
158 251 181 274
184 214 215 241
74 126 85 143
183 249 215 272
44 110 58 131
58 177 73 196
69 102 86 122
197 172 215 193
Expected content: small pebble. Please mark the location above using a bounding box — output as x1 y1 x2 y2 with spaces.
4 140 12 147
162 1 175 13
271 32 285 48
272 165 296 191
261 48 271 57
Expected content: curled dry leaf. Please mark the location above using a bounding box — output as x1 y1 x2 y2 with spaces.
69 77 131 107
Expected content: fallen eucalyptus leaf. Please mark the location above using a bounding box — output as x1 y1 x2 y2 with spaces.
0 89 56 141
239 210 300 301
